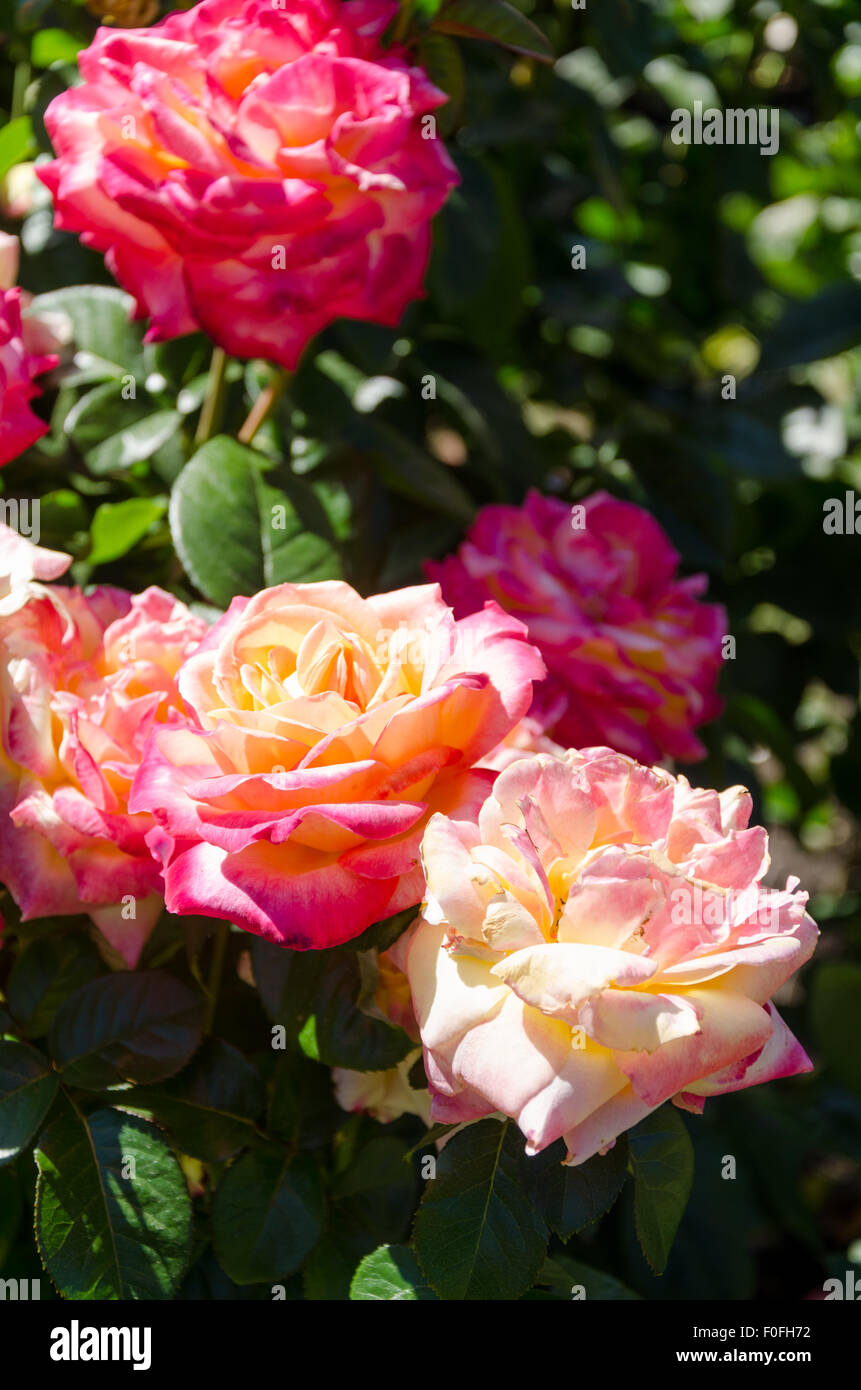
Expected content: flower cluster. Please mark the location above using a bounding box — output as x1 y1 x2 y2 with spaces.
0 514 817 1157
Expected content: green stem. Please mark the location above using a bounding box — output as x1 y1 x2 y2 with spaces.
11 61 31 122
204 922 230 1034
237 367 289 445
393 0 415 43
194 346 229 446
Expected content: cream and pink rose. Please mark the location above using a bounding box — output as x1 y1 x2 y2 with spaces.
0 526 206 964
39 0 458 369
130 580 544 949
427 490 726 764
404 748 817 1164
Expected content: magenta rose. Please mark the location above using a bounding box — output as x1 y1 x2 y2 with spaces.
428 489 727 764
38 0 459 368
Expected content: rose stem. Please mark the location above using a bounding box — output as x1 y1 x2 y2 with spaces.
392 0 415 43
203 921 230 1034
237 366 290 445
194 345 229 446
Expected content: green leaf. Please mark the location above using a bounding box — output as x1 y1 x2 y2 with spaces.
0 1039 59 1163
418 33 464 134
31 28 84 67
311 952 413 1071
266 1051 340 1149
0 116 35 180
535 1254 641 1301
413 1119 548 1300
429 153 530 355
521 1136 629 1239
297 356 476 524
706 412 799 480
363 419 477 523
758 283 861 371
213 1147 324 1283
29 286 145 377
170 436 341 607
333 1136 417 1243
88 496 167 566
34 1108 192 1299
36 489 90 546
810 963 861 1098
85 410 182 476
433 0 553 61
49 971 204 1090
0 1167 22 1264
250 939 325 1039
301 1232 367 1300
126 1040 265 1162
63 381 151 450
628 1106 695 1274
350 1244 438 1300
404 1121 458 1161
6 935 104 1038
340 907 418 953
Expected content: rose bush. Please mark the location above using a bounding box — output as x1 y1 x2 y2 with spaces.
130 579 544 948
405 748 818 1163
428 490 726 763
0 525 206 964
0 0 850 1309
38 0 459 368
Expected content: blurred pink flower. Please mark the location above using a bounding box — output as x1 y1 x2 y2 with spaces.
39 0 458 368
428 490 726 764
405 748 817 1164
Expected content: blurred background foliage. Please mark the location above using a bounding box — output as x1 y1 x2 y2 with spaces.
1 0 860 1300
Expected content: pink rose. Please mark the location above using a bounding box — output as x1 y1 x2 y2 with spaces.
428 490 726 764
0 528 206 964
39 0 459 368
0 234 57 467
129 580 544 949
404 748 817 1164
